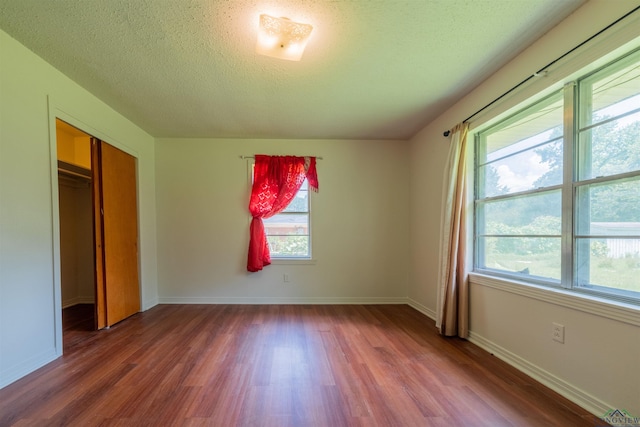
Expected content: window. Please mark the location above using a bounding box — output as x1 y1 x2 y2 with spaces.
264 179 311 258
475 48 640 305
250 163 312 259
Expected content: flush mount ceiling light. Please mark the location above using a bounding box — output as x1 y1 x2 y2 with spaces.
256 14 313 61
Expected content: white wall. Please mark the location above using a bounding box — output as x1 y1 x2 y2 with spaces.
409 1 640 416
0 29 159 388
155 138 409 303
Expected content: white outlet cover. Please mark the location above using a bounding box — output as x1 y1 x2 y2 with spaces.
552 323 565 343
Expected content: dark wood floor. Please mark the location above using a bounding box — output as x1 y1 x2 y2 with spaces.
0 304 604 426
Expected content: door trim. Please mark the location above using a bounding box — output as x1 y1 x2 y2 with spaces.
48 97 141 353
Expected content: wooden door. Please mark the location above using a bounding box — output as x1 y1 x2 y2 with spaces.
92 139 140 328
91 138 107 329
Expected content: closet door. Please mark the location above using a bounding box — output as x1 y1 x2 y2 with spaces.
93 139 140 328
91 138 107 329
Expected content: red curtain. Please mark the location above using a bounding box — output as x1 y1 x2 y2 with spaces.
247 155 319 272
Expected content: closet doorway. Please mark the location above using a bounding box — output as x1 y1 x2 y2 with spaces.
56 119 140 332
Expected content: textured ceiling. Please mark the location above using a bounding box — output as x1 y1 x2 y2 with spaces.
0 0 587 140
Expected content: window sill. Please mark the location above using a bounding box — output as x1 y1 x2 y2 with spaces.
469 272 640 327
270 258 317 266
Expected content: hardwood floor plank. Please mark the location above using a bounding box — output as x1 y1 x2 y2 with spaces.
0 304 606 426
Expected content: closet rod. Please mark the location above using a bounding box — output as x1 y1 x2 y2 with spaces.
239 155 323 160
442 5 640 137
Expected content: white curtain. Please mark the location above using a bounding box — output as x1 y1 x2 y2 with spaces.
436 122 470 338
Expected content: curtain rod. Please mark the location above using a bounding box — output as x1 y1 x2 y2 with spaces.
442 5 640 137
239 155 323 160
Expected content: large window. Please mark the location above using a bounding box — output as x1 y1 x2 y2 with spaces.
475 48 640 305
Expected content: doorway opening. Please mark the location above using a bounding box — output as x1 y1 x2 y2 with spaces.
55 118 141 345
56 119 95 338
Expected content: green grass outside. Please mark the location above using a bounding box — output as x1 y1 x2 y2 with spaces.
483 252 640 293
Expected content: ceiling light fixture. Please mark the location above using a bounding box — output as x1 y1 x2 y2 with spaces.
256 14 313 61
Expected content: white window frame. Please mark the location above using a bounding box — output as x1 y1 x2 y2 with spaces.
474 90 565 288
248 160 315 263
473 47 640 307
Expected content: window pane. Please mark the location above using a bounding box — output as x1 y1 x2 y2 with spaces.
267 235 309 257
478 236 561 280
575 238 640 295
576 177 640 235
591 94 640 126
577 111 640 180
577 49 640 180
479 139 562 197
252 165 311 259
478 190 561 280
264 214 308 236
282 189 309 213
480 190 561 233
482 93 563 161
579 52 640 128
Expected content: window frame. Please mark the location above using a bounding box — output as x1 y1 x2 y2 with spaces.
248 160 315 262
474 90 566 288
473 47 640 307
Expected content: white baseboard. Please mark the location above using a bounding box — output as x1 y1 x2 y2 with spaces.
62 296 94 309
0 348 59 389
142 297 159 311
407 298 436 320
157 296 410 305
157 296 409 305
468 331 611 417
156 297 438 319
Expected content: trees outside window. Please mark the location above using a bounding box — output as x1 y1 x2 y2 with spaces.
263 179 311 258
475 48 640 305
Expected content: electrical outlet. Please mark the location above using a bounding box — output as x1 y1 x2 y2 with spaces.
552 323 565 343
283 273 290 283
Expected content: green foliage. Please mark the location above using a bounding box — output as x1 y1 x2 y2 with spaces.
483 165 510 197
486 215 560 235
534 120 640 222
625 254 640 269
268 236 309 257
589 178 640 222
487 215 561 255
282 191 308 213
479 75 640 293
487 116 640 267
483 191 561 229
590 241 608 257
